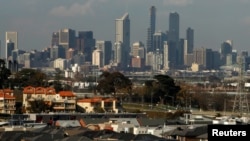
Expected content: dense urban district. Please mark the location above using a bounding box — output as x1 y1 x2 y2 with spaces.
1 5 250 141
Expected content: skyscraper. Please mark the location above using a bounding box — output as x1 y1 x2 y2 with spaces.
177 39 187 68
115 13 130 69
59 28 76 51
96 40 112 66
168 12 179 43
193 47 213 69
6 32 18 49
220 40 233 66
153 31 167 52
6 40 14 60
51 32 59 46
146 6 156 52
167 12 179 69
92 49 103 68
186 27 194 54
76 31 95 62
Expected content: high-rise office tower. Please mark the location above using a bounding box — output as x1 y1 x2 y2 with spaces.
76 31 95 62
220 40 233 66
177 39 187 68
186 27 194 54
146 6 156 52
5 39 15 69
6 40 14 61
114 41 123 66
168 12 179 43
153 31 167 53
51 32 59 46
211 51 221 70
132 41 145 58
193 47 213 69
50 45 66 60
184 27 194 68
96 40 112 66
66 48 77 60
167 12 179 69
131 41 145 70
6 32 18 50
115 13 130 69
152 31 167 70
59 28 76 52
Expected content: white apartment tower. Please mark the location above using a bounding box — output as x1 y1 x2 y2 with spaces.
92 49 103 68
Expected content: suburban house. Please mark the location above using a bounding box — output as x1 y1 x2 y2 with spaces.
77 97 120 113
23 86 76 113
0 88 16 114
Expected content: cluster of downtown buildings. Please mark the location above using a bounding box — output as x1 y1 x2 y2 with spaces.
2 6 250 75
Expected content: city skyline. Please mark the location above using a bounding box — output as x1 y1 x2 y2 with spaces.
1 0 250 57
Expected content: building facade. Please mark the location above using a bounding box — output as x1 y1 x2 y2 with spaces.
146 6 156 52
0 89 15 114
115 13 130 69
23 86 76 113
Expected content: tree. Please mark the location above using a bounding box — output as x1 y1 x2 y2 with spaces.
27 99 53 113
53 69 64 93
13 68 47 88
144 75 181 105
0 59 11 89
96 71 132 98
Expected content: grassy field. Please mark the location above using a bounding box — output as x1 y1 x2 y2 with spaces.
122 103 238 118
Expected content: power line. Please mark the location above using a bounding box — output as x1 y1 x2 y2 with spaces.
232 56 249 116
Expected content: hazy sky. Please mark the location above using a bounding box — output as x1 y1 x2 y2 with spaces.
1 0 250 56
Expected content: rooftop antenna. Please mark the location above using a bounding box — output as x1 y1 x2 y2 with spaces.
232 56 249 116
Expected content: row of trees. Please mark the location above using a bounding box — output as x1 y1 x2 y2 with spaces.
0 58 231 112
0 59 68 93
96 71 181 106
95 71 234 111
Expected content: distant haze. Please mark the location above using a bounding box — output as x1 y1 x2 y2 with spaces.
1 0 250 57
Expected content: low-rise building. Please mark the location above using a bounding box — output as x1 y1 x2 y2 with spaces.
0 89 16 114
77 97 119 113
23 86 76 113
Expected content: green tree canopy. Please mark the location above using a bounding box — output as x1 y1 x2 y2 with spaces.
14 68 47 88
0 59 11 89
144 74 181 105
96 71 132 97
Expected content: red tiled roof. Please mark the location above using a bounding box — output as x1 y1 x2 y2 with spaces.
46 87 56 95
23 86 35 94
103 98 116 102
59 91 75 97
23 86 56 95
2 88 13 93
77 98 102 103
35 87 45 94
77 97 117 103
0 93 15 99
